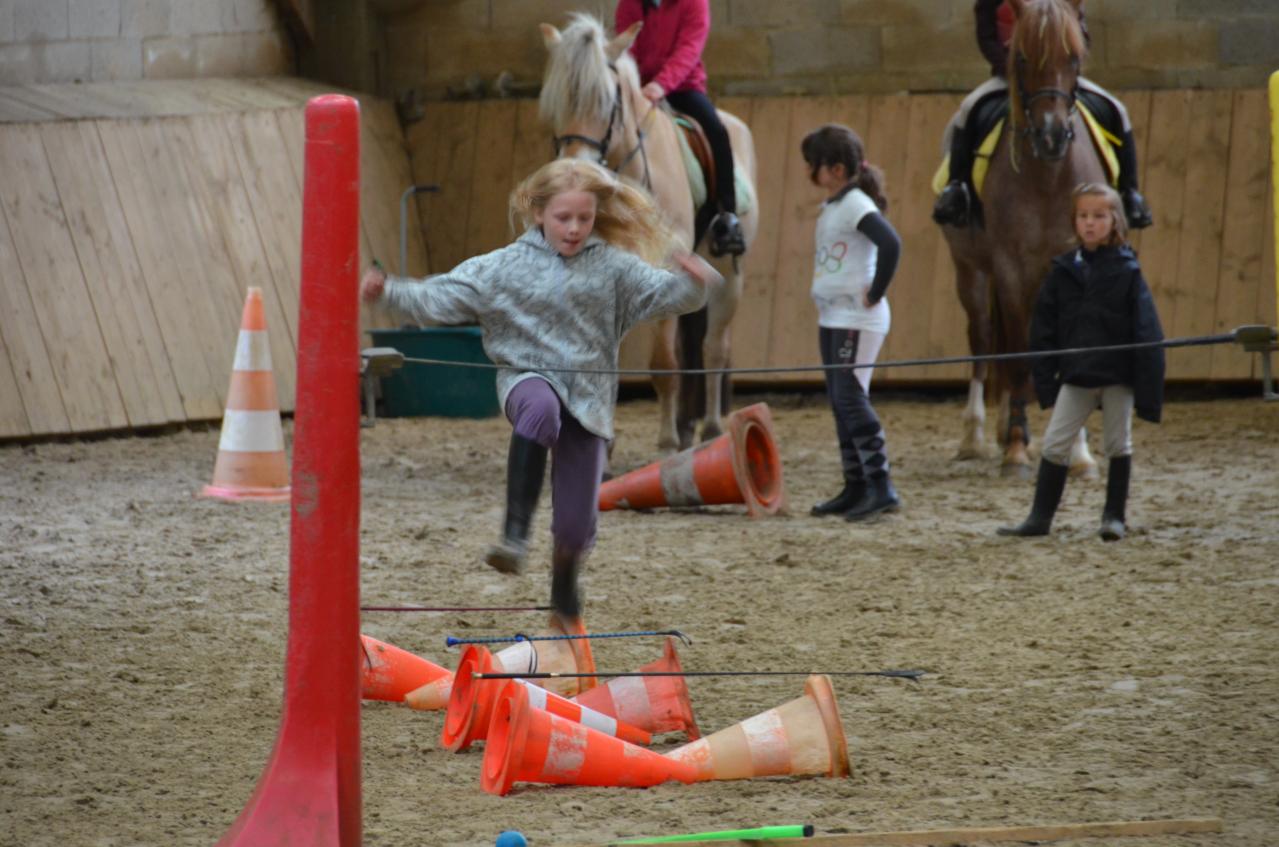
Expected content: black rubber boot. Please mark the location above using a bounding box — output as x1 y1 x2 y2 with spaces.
811 478 866 517
484 434 547 574
932 180 972 227
1100 454 1131 541
550 545 582 620
1117 130 1152 229
843 476 900 521
997 459 1069 537
708 211 746 257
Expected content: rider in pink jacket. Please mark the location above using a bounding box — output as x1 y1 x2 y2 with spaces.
616 0 744 256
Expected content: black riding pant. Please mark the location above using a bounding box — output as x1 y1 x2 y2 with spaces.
819 327 890 483
665 89 736 214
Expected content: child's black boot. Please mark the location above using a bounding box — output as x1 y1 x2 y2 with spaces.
843 475 900 521
811 477 866 516
997 459 1068 537
485 433 547 574
1099 454 1131 541
550 545 583 620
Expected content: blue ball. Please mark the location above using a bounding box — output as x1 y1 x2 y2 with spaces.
496 831 528 847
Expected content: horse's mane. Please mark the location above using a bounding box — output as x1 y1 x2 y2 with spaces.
1007 0 1086 132
539 13 641 130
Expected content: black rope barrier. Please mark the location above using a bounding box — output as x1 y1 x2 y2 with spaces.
383 328 1270 378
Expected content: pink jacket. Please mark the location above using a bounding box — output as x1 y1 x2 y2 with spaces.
615 0 708 95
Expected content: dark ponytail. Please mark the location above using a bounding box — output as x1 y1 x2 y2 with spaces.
800 123 888 211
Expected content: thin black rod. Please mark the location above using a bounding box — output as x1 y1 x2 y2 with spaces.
474 669 927 681
361 605 553 613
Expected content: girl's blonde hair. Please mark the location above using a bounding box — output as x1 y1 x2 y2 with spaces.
1072 182 1128 248
510 159 678 263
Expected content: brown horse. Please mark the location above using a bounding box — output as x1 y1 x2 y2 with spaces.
538 14 758 453
940 0 1100 477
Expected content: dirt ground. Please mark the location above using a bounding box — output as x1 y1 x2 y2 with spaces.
1 390 1276 847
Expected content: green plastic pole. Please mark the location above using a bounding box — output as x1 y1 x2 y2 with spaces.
613 824 814 844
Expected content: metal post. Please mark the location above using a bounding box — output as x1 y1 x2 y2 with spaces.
400 183 440 276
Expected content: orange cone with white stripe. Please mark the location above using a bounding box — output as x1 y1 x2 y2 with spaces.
360 635 450 702
201 288 289 502
598 403 785 517
481 680 698 796
663 674 850 782
405 615 597 711
440 645 651 752
571 637 700 740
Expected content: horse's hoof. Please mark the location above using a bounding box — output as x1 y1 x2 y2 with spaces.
953 443 991 461
1000 462 1032 480
1069 462 1099 481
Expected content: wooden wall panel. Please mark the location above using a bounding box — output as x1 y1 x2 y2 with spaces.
41 122 184 427
863 94 913 377
0 125 128 433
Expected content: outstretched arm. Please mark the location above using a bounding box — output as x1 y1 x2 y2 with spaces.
361 259 485 326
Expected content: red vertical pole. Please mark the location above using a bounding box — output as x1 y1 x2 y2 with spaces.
217 94 362 847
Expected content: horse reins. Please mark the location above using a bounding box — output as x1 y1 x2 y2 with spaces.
1013 53 1078 162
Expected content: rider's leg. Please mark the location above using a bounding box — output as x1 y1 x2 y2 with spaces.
486 378 556 574
934 77 1007 227
665 88 744 256
1080 77 1152 229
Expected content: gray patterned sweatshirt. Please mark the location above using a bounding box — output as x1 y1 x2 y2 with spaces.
381 227 711 440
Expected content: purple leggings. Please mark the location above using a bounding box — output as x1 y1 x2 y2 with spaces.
505 378 605 555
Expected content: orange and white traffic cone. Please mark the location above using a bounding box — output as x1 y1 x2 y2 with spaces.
481 680 697 796
359 635 450 702
598 403 785 517
571 637 700 740
664 674 850 782
201 287 290 502
405 615 598 711
440 645 650 752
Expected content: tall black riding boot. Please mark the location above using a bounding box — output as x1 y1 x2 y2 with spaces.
933 125 975 227
843 474 901 521
997 459 1069 537
484 434 547 574
1100 454 1131 541
550 545 583 620
1116 129 1152 229
811 475 866 516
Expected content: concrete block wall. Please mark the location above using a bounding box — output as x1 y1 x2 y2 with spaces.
0 0 293 86
378 0 1279 103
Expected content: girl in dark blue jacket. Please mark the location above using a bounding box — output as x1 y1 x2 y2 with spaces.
999 183 1164 541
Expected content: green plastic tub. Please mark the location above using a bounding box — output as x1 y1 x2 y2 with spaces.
369 327 500 419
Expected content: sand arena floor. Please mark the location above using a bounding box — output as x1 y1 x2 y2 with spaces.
1 391 1276 847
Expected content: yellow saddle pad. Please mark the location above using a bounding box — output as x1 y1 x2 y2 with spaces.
931 100 1120 199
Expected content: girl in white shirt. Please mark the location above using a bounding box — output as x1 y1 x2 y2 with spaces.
801 124 903 521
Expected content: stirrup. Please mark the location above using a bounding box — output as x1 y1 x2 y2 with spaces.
708 211 746 257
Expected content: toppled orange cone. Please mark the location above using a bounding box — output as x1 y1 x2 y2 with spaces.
202 287 290 502
664 674 850 781
440 645 650 752
572 637 699 739
599 403 785 516
405 615 597 710
480 680 697 795
359 635 450 702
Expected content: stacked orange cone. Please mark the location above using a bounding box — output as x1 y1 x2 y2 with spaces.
359 635 450 702
481 680 697 796
572 637 700 739
664 674 850 781
598 403 785 516
440 645 651 752
201 287 290 502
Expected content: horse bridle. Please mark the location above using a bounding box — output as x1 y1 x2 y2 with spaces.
1013 53 1078 160
550 66 654 189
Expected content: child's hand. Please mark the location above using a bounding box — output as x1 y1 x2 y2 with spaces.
641 82 665 103
674 252 721 287
360 264 387 303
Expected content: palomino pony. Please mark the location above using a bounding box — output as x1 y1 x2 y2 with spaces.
538 14 758 453
940 0 1100 477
